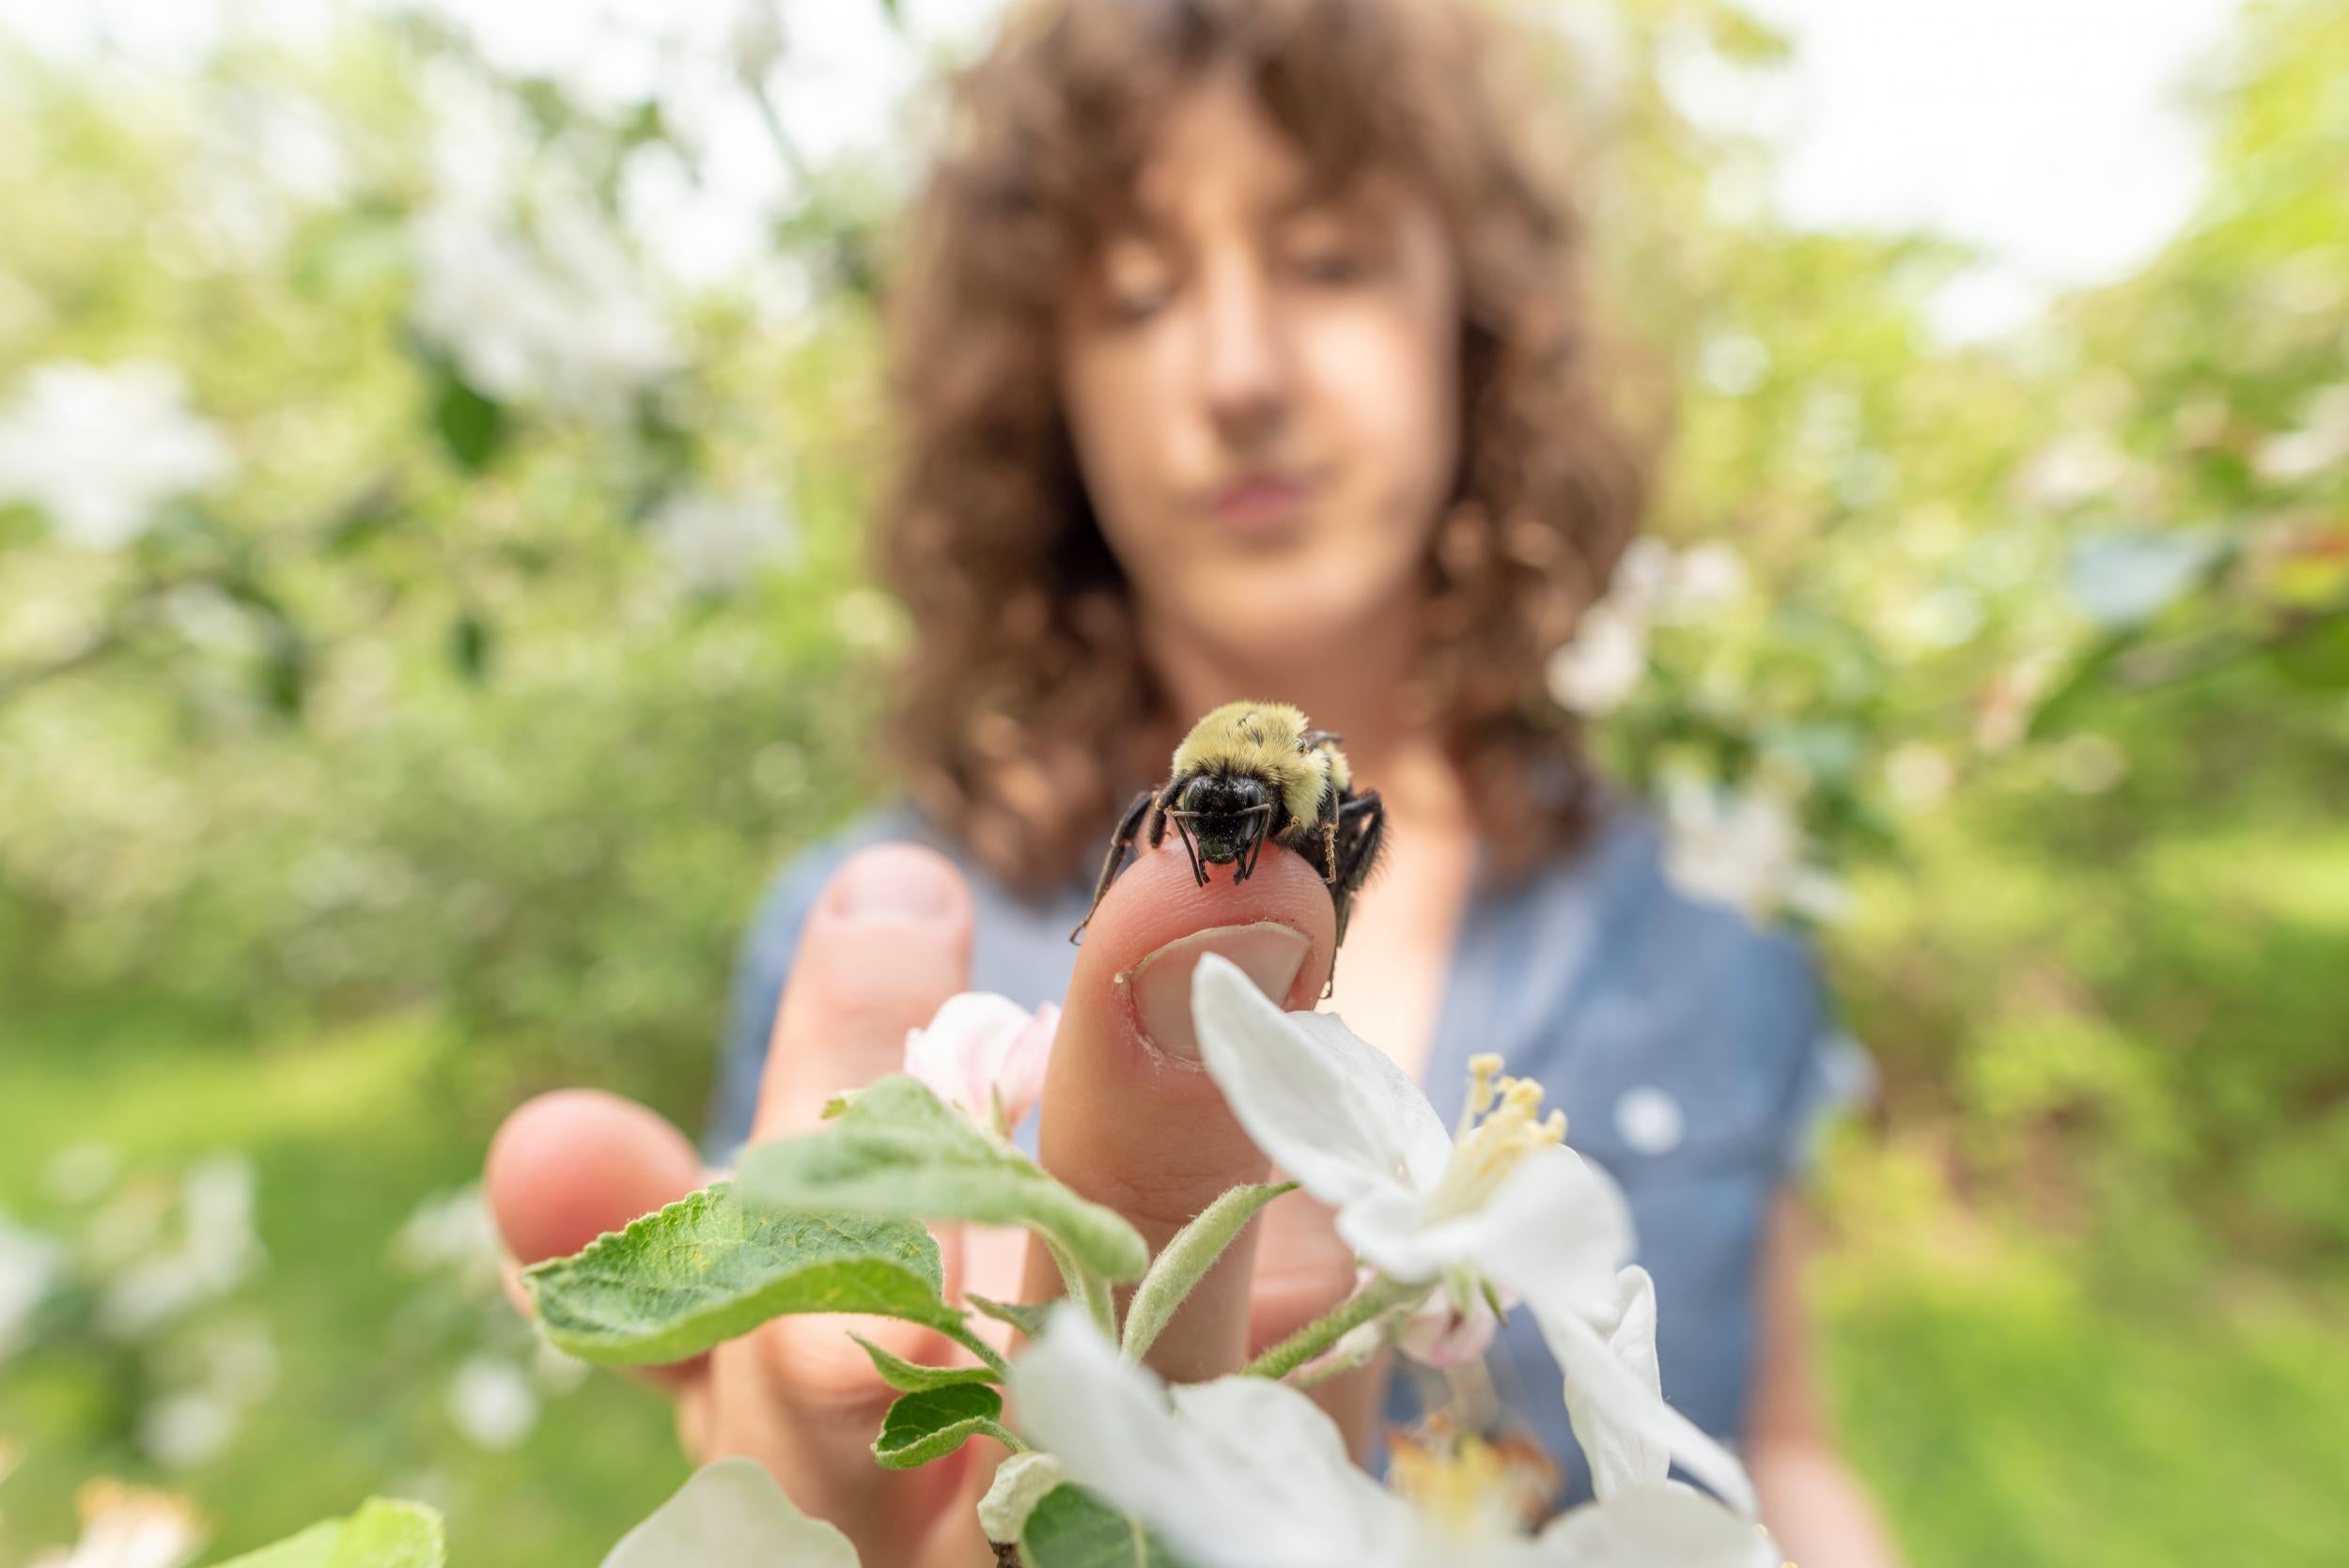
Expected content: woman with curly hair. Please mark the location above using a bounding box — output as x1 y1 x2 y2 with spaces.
488 1 1899 1562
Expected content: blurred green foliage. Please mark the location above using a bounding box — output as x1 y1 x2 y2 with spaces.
1 0 2344 1563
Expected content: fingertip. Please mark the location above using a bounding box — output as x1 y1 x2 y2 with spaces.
1075 839 1337 1012
486 1089 704 1265
815 842 973 927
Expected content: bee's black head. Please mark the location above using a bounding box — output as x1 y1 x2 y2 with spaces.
1177 772 1272 865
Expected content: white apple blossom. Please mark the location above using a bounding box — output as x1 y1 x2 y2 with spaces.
1 1213 60 1361
2253 382 2349 483
98 1157 265 1339
139 1390 237 1469
1391 1268 1501 1368
29 1481 204 1568
446 1354 538 1451
408 77 677 418
1546 601 1648 716
1547 538 1749 715
391 1183 503 1295
1656 541 1750 621
1661 773 1847 924
650 486 798 595
1190 955 1757 1515
0 361 234 548
1563 1267 1665 1499
1012 1311 1776 1568
601 1456 858 1568
902 993 1060 1135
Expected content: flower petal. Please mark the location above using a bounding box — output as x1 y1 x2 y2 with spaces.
1564 1266 1668 1498
1011 1310 1404 1568
903 992 1044 1123
1530 1306 1759 1521
600 1456 860 1568
1532 1483 1779 1568
1347 1144 1628 1293
1192 955 1452 1206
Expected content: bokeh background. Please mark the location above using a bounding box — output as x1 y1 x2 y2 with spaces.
2 0 2345 1562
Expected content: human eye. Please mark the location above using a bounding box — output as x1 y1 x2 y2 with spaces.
1097 237 1175 324
1294 243 1372 285
1283 215 1383 286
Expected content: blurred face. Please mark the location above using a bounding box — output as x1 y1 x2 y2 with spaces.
1054 70 1462 670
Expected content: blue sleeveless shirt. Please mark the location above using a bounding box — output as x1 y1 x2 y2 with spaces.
706 800 1843 1500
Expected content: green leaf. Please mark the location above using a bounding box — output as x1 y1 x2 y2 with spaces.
969 1293 1053 1341
870 1383 1020 1469
2269 612 2349 690
216 1522 345 1568
329 1501 446 1568
215 1499 445 1568
600 1459 859 1568
739 1076 1149 1283
1019 1484 1196 1568
428 359 506 473
851 1332 1000 1391
521 1183 964 1366
450 611 492 682
1121 1181 1294 1363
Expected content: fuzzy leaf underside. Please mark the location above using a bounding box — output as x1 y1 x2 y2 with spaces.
216 1499 445 1568
522 1183 957 1366
970 1293 1054 1341
1120 1181 1296 1362
1019 1485 1196 1568
852 1332 1002 1391
871 1383 1015 1469
739 1075 1149 1282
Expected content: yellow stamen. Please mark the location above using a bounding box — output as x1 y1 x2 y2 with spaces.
1431 1060 1568 1219
1390 1433 1513 1533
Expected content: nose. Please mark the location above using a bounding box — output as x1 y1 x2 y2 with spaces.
1196 250 1288 450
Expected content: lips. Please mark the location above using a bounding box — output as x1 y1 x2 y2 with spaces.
1208 469 1320 530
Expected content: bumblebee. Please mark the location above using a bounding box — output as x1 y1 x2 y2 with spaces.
1071 700 1387 951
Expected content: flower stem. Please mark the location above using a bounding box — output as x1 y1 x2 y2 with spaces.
1242 1275 1426 1380
1044 1235 1115 1338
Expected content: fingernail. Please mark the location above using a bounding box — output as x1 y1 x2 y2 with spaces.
830 845 957 923
1124 922 1310 1064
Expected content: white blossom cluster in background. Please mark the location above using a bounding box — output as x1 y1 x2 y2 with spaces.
0 1212 62 1360
2 1148 281 1474
391 1183 589 1452
1537 537 1852 922
407 69 678 420
24 1480 206 1568
650 485 800 597
1546 537 1750 718
1659 769 1849 924
0 361 236 549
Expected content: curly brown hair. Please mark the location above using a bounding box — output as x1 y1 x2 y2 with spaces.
875 0 1661 895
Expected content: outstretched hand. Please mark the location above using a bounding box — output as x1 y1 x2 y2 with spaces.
485 839 1361 1567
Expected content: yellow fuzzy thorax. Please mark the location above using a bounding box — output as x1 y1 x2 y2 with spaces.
1172 700 1329 826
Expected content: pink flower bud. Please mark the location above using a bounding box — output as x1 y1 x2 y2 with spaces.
1392 1278 1501 1368
902 993 1061 1133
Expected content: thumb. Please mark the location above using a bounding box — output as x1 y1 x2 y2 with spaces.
754 843 975 1140
1023 837 1337 1382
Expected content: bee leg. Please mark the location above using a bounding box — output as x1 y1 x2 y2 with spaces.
1329 789 1387 951
1163 810 1211 887
1315 789 1342 886
1070 785 1161 943
1235 803 1274 882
